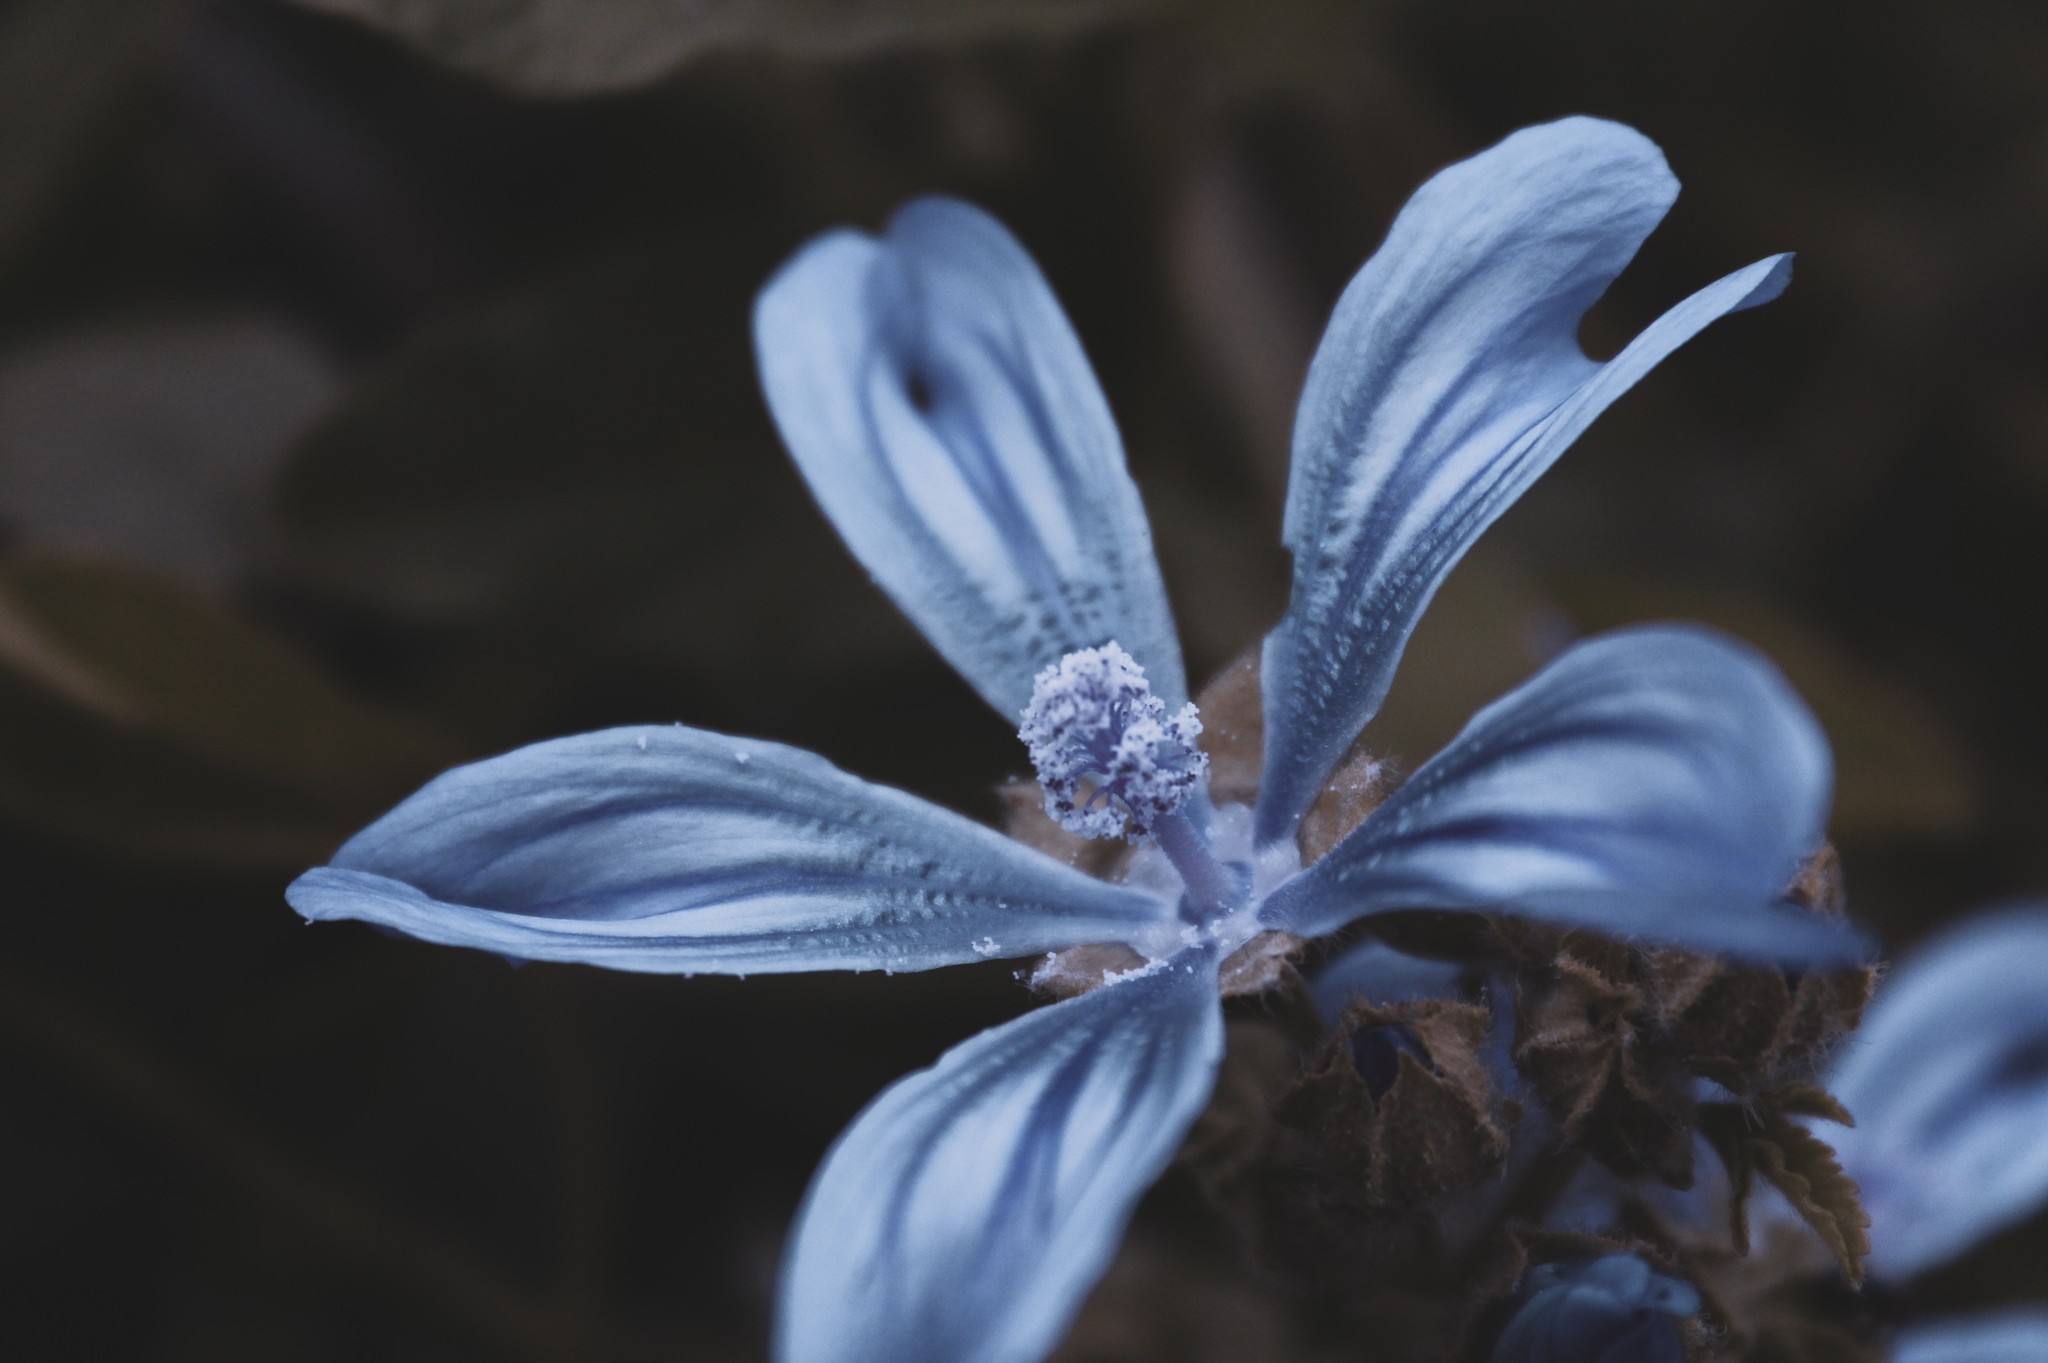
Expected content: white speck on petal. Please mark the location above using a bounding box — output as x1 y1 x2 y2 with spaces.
970 936 1000 958
636 734 648 751
734 750 751 765
1100 957 1170 987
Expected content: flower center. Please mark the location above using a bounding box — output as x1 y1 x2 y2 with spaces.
1020 643 1247 923
1018 643 1208 842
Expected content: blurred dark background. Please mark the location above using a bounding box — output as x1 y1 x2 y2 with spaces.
1 0 2044 1357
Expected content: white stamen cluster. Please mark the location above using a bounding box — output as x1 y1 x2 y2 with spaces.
1017 643 1208 842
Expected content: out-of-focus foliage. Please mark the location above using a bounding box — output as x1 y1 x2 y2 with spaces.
287 0 1173 94
0 551 460 864
0 315 336 585
0 0 195 261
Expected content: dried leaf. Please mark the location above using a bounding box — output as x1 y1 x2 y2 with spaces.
1274 998 1508 1210
1701 1084 1867 1275
1216 930 1304 999
1024 942 1149 999
1771 1084 1855 1128
1749 1111 1872 1285
1698 1103 1759 1255
1189 645 1391 860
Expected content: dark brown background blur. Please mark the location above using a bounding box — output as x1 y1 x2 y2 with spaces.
2 1 2044 1357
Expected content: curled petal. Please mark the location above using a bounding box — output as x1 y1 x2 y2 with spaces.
287 726 1175 974
1256 117 1791 842
1826 908 2048 1279
1259 626 1866 965
754 196 1187 720
776 948 1224 1363
1893 1312 2048 1363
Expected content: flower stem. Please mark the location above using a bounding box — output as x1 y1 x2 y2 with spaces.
1151 810 1241 923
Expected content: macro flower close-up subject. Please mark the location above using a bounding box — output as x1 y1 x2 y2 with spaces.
10 5 2048 1358
288 118 1871 1363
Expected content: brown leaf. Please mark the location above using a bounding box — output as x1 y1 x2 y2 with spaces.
1216 930 1304 999
1749 1112 1872 1285
1771 1084 1855 1128
1514 955 1642 1137
1271 998 1508 1210
1191 645 1392 861
1191 648 1263 807
1024 942 1150 999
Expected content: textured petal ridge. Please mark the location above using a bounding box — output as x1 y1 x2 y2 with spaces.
287 725 1176 975
1827 907 2048 1279
1256 116 1791 841
754 196 1186 720
1259 626 1863 964
776 948 1224 1363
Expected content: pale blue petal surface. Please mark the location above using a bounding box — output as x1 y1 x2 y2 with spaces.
1255 117 1791 842
287 725 1175 975
1259 626 1865 964
1826 908 2048 1280
776 948 1223 1363
1490 1255 1698 1363
1893 1312 2048 1363
754 196 1187 719
1311 939 1465 1023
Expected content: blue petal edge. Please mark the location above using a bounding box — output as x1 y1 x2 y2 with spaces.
1310 939 1465 1024
1256 115 1791 843
1827 907 2048 1280
1259 624 1869 966
754 196 1187 722
1893 1312 2048 1363
776 946 1224 1363
287 725 1175 975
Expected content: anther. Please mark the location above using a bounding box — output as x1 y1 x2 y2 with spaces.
1017 643 1209 843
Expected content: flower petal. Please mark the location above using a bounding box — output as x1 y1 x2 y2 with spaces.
754 196 1187 721
1311 939 1465 1023
1259 625 1866 964
287 725 1176 974
1255 117 1791 842
776 948 1223 1363
1894 1312 2048 1363
1489 1254 1698 1363
1826 908 2048 1280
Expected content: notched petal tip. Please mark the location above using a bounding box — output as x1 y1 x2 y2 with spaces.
1255 119 1794 843
753 193 1187 722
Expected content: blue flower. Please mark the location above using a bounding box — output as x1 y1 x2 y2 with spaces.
1490 1254 1700 1363
287 117 1866 1363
